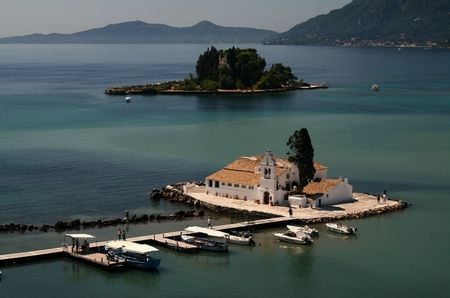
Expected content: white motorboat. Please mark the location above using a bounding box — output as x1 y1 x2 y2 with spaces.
181 235 228 252
185 226 254 246
287 225 319 237
105 240 161 269
274 230 313 245
325 223 357 235
371 83 380 91
125 96 131 103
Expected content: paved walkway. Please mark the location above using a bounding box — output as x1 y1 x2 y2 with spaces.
186 186 399 220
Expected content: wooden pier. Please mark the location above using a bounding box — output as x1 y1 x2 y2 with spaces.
66 252 125 270
0 216 297 267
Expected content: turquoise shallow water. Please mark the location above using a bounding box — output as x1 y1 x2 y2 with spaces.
0 44 449 297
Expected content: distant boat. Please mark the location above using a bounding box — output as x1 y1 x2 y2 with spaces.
371 83 380 92
125 96 131 103
104 240 161 270
325 223 357 235
287 225 319 237
274 230 313 245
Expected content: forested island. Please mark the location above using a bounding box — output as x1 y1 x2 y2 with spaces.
105 46 327 95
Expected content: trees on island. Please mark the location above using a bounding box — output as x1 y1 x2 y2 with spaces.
286 128 316 189
191 46 300 90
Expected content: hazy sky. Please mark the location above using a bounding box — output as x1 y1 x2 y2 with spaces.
0 0 352 38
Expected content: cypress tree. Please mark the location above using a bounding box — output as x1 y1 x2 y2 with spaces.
286 128 316 188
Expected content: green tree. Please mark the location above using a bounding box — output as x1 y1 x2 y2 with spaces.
256 63 298 89
218 65 235 89
286 128 315 188
235 49 266 88
196 46 219 81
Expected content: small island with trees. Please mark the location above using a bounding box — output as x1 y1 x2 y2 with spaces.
105 46 328 96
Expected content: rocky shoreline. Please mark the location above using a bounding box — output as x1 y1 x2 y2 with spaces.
150 184 274 219
0 209 205 234
151 183 410 224
104 83 328 96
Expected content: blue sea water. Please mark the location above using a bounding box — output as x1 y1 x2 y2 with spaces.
0 44 449 297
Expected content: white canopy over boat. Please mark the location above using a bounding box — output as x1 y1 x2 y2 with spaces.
185 226 228 238
64 233 96 240
105 240 159 254
184 226 253 245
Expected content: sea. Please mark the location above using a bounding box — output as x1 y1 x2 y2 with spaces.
0 44 449 297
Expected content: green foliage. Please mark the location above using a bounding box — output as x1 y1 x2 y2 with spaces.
235 49 266 88
188 46 299 91
266 0 450 45
180 74 199 90
287 128 315 188
256 63 297 89
196 46 219 81
200 79 219 91
218 65 235 89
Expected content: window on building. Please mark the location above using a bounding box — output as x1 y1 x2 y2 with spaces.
227 183 232 187
234 184 239 188
241 185 247 189
221 182 225 186
249 186 254 189
286 174 290 179
215 181 220 188
208 180 213 187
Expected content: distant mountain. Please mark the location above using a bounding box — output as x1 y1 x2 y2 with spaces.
265 0 450 46
0 20 277 44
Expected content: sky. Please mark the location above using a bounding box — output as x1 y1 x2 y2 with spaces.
0 0 352 38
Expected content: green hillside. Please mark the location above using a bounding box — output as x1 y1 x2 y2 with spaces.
266 0 450 46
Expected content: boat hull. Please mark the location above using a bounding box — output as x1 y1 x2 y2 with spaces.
181 235 228 252
325 223 357 235
274 233 313 245
287 225 319 237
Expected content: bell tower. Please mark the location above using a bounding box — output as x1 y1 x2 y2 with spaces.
260 150 277 191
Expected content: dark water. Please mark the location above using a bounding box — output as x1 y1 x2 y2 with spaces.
0 44 449 297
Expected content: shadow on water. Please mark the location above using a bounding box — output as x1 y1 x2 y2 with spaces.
193 92 297 111
61 259 161 289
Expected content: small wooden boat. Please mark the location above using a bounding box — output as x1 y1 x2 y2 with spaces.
274 231 313 245
287 225 319 237
325 223 357 235
181 235 228 252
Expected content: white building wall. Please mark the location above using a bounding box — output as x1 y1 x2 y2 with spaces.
313 182 353 207
205 180 259 201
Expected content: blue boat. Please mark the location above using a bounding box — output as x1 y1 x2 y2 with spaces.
105 240 161 270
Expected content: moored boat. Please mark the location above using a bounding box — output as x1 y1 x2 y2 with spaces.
274 231 313 245
185 226 254 246
105 240 161 270
325 223 357 235
287 225 319 237
181 235 228 252
371 83 380 91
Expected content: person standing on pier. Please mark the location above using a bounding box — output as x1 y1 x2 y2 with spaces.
122 230 126 241
117 229 122 240
288 207 293 217
207 216 212 228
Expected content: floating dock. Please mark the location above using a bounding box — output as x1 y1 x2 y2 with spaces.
66 251 125 271
0 216 297 267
